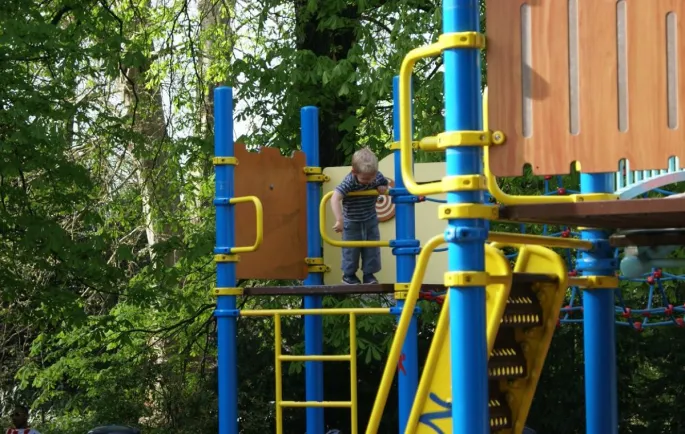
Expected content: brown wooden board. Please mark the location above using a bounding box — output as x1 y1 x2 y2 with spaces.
234 145 308 279
499 197 685 229
610 229 685 247
487 0 685 176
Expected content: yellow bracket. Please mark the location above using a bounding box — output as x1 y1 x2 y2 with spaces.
303 166 322 174
319 191 391 248
443 271 489 287
304 166 330 182
437 131 493 148
438 203 499 220
441 175 486 192
213 156 238 165
438 31 486 49
305 257 330 273
213 287 244 296
307 174 330 182
214 254 240 263
388 136 441 152
394 283 411 300
481 87 619 205
229 196 264 253
568 275 619 289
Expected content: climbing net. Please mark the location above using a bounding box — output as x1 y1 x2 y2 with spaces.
417 176 685 330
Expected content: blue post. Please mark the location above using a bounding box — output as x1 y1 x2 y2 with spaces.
443 1 489 433
302 106 325 434
580 173 618 434
392 75 419 433
214 86 239 434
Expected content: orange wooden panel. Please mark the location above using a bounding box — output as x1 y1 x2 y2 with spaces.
234 145 308 280
487 0 685 176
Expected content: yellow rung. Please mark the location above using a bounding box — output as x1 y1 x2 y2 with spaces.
279 355 351 362
241 308 391 317
280 401 353 408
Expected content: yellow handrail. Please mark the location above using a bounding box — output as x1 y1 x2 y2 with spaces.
229 195 264 253
482 87 617 204
320 191 392 248
488 231 593 250
398 42 447 197
366 233 445 433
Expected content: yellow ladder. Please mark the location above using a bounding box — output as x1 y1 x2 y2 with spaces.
242 307 391 434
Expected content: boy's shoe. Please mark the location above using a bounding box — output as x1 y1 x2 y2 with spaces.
363 274 379 284
342 274 361 285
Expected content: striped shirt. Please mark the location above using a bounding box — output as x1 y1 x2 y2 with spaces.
335 171 389 222
5 429 40 434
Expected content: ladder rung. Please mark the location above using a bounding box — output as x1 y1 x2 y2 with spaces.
280 401 352 408
279 355 351 362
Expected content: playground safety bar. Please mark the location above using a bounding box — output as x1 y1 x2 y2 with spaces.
240 307 391 434
488 231 593 251
228 196 264 253
366 233 445 433
319 190 392 247
481 87 618 205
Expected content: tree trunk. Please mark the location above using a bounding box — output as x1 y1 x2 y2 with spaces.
294 1 360 168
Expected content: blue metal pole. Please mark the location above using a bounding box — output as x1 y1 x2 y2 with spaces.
392 75 419 434
580 173 618 434
302 106 325 434
443 1 489 433
214 86 239 434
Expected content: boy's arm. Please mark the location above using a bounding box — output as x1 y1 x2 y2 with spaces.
331 190 344 224
376 171 389 186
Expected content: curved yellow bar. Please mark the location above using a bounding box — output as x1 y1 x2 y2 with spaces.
366 234 445 434
482 87 617 205
319 191 391 248
229 196 263 253
399 43 446 197
488 231 593 250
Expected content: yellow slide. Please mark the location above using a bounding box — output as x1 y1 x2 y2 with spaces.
409 245 567 434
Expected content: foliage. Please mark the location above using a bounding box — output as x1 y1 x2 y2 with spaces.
1 0 684 433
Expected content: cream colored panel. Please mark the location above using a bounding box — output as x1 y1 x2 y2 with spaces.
322 155 448 285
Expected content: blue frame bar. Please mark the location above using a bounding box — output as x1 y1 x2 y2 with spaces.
302 106 325 434
443 1 490 433
214 86 239 434
392 76 419 433
580 173 618 434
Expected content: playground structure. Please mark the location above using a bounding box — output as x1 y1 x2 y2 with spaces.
212 1 685 434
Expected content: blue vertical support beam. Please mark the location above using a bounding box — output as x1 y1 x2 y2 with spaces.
392 75 419 434
302 106 325 434
580 173 618 434
443 1 489 433
214 86 239 434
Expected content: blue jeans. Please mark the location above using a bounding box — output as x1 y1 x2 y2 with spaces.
342 216 381 276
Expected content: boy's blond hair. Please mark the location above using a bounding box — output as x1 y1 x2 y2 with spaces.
351 147 378 174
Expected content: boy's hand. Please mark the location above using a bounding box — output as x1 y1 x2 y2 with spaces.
377 185 388 194
333 220 343 233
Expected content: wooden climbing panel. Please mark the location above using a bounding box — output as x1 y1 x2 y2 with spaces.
234 145 308 280
487 0 685 176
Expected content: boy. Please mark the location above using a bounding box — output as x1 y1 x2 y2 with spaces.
5 405 41 434
331 147 389 284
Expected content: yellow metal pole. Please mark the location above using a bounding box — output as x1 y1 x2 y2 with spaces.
274 314 283 434
349 313 359 434
488 231 593 250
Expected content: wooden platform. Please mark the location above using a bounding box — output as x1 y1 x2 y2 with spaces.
499 197 685 230
242 274 558 296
